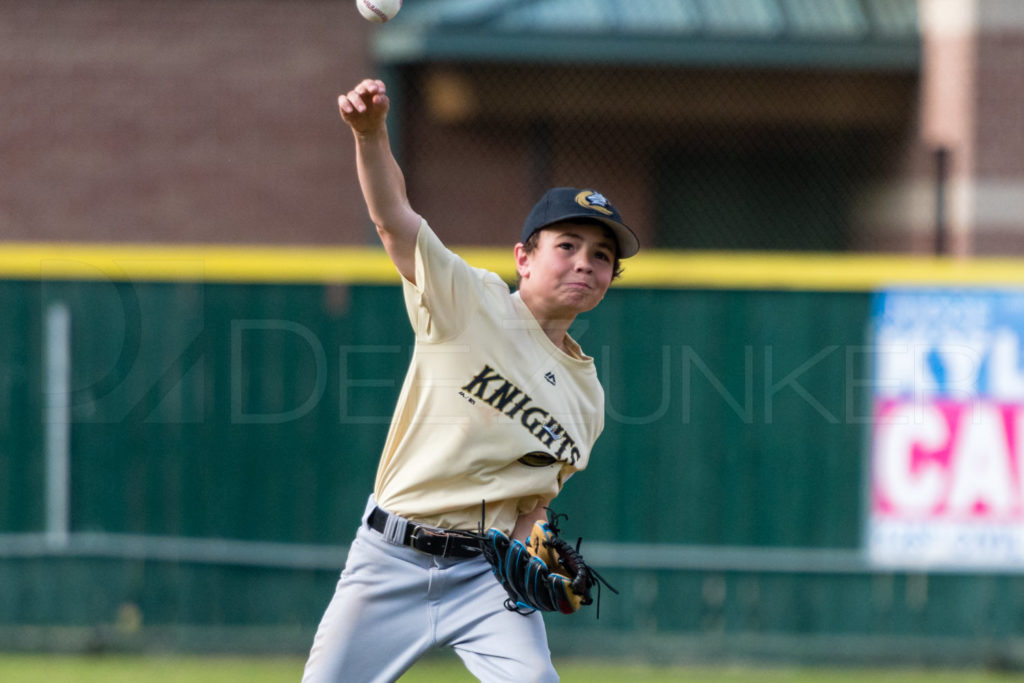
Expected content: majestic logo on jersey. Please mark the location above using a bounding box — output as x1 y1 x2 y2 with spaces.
544 371 556 386
460 364 582 465
574 190 614 216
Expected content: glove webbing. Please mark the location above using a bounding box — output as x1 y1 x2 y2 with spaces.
542 510 620 619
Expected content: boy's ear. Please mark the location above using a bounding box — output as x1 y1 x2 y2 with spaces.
514 242 530 279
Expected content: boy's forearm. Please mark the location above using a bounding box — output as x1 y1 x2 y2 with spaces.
512 501 550 543
353 128 416 236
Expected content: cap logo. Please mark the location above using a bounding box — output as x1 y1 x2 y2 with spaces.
574 190 614 216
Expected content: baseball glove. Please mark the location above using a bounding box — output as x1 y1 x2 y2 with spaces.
479 510 616 616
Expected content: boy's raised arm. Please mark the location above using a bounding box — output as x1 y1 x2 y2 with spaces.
338 78 422 284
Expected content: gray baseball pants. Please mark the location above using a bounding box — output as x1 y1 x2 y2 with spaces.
301 496 558 683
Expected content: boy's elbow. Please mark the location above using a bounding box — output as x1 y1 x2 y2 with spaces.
374 211 420 245
375 217 420 284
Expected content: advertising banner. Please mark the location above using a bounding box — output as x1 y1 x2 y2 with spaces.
868 289 1024 569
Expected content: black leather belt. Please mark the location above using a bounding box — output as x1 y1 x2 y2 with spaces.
367 506 481 558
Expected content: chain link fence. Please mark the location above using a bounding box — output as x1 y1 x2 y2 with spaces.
380 0 922 254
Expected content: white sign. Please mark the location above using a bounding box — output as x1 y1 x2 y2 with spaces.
868 289 1024 569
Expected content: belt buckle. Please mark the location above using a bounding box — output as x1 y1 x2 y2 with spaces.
409 524 449 556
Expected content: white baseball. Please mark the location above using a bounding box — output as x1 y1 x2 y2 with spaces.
357 0 401 23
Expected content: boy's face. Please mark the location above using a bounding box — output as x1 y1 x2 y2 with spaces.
515 221 617 315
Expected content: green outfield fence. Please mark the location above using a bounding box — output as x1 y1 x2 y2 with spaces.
3 248 1024 666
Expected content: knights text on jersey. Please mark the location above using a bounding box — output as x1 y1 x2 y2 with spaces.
371 220 605 534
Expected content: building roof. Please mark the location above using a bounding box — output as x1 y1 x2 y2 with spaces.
374 0 920 71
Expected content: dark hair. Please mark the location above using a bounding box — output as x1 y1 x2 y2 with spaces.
516 223 624 286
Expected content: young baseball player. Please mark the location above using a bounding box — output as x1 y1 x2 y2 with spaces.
301 78 639 683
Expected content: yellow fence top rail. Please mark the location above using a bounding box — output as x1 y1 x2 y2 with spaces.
1 242 1023 290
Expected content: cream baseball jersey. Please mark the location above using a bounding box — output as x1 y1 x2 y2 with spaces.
372 220 605 534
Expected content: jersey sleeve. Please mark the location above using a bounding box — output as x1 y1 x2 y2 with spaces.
401 219 508 342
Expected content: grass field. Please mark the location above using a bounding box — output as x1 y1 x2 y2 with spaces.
3 655 1024 683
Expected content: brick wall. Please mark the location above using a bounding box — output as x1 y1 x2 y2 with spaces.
1 0 373 245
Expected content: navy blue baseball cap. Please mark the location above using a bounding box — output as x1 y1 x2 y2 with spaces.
520 188 639 259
